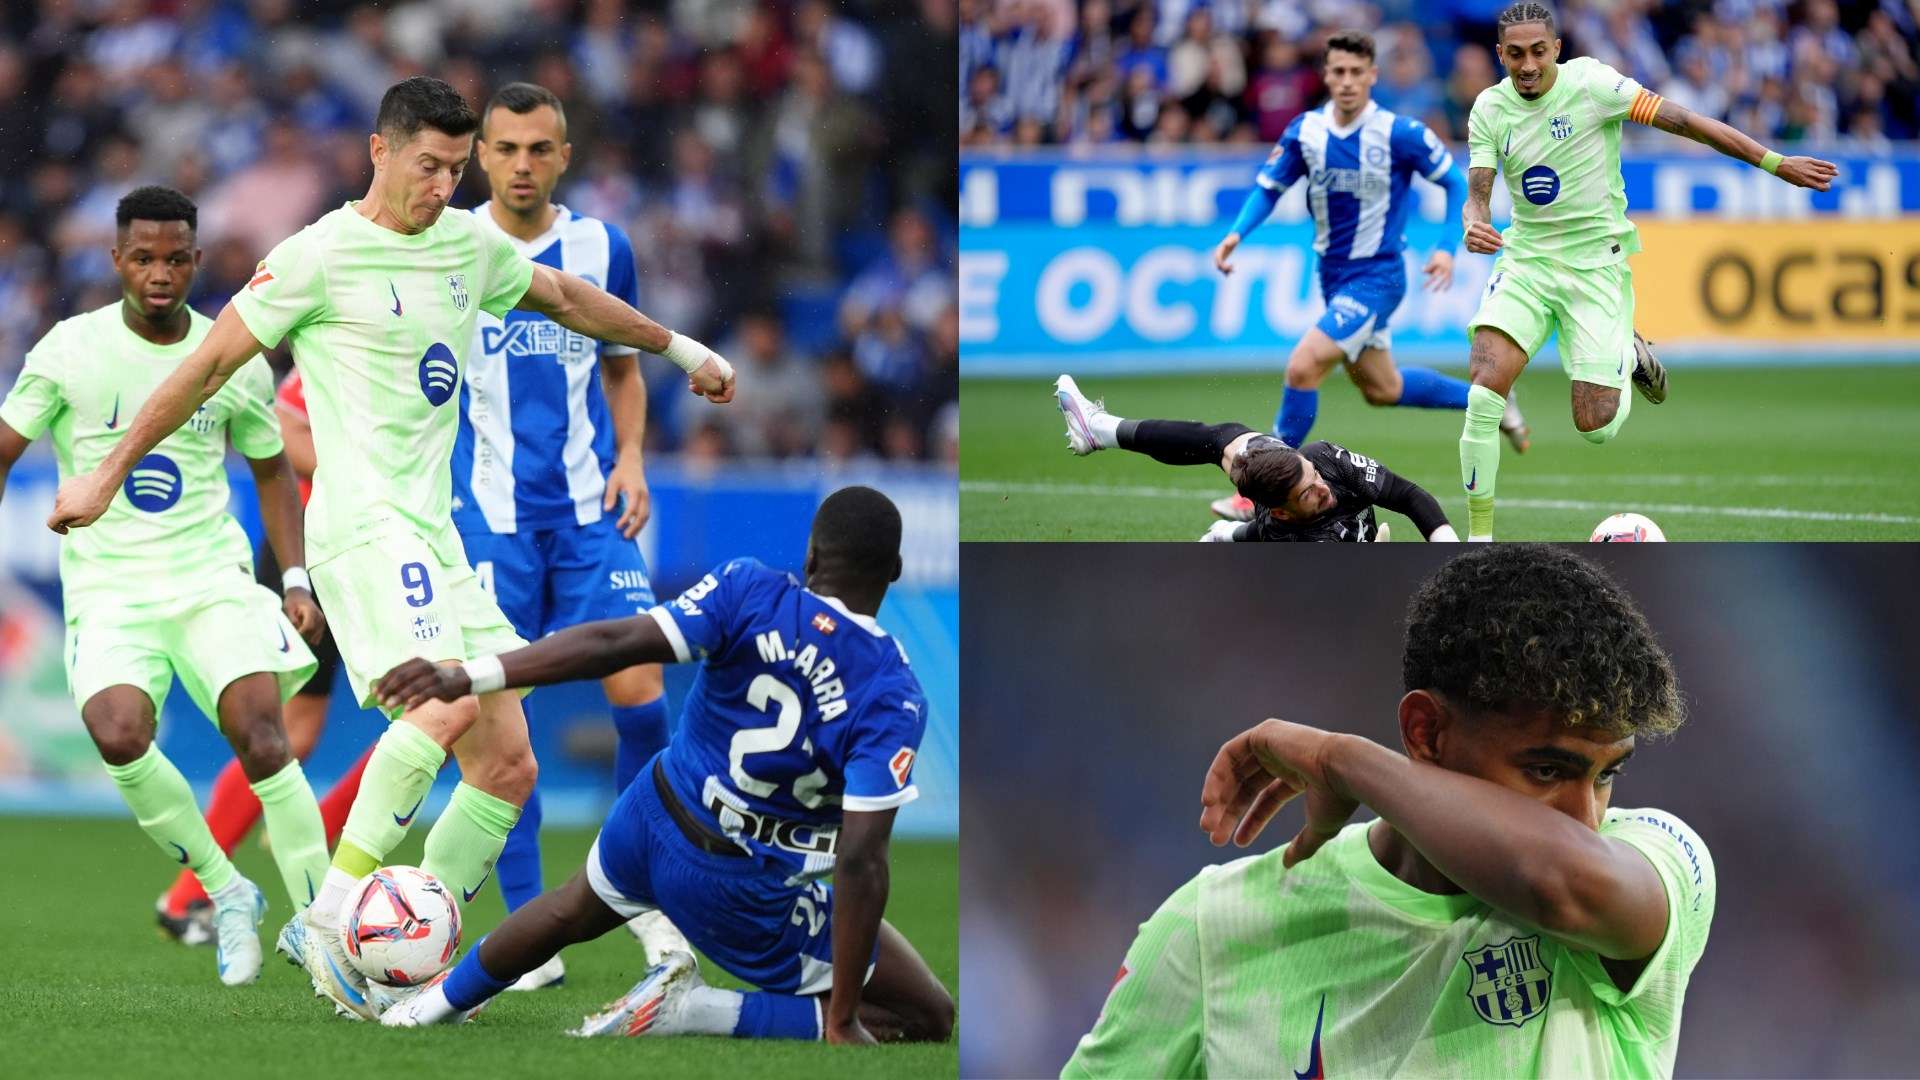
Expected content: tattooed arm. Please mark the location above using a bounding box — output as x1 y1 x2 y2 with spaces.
1643 97 1837 191
1463 167 1502 254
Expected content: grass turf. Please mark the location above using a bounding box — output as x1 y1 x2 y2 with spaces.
961 365 1920 540
0 817 956 1078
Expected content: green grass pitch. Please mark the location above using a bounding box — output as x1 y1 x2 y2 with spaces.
961 365 1920 541
0 818 956 1079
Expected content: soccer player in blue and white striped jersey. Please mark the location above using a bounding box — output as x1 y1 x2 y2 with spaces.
453 82 688 986
1211 30 1529 504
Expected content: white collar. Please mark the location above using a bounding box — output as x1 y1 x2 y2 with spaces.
813 593 888 637
1322 100 1378 139
475 200 572 253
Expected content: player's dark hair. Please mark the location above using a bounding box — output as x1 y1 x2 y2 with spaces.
1324 30 1375 64
375 76 479 145
115 185 196 233
809 485 903 581
1229 442 1306 509
1496 1 1556 40
483 81 567 137
1403 546 1683 739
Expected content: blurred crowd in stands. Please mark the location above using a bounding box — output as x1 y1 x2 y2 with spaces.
960 0 1920 151
0 0 957 466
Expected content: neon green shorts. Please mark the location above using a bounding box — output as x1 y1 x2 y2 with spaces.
1468 255 1637 393
65 569 318 723
310 526 526 714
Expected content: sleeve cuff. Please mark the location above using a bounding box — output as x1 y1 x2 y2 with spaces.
1426 153 1456 181
843 786 919 813
1254 173 1279 191
646 605 692 663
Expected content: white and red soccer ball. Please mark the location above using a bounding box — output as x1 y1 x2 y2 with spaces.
1590 512 1666 542
341 865 462 987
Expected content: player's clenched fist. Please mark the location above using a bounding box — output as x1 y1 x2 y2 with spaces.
1774 156 1839 192
1199 717 1361 867
47 470 115 534
1463 220 1504 255
690 353 736 403
376 657 471 711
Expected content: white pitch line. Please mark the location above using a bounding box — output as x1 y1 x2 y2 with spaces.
961 480 1920 526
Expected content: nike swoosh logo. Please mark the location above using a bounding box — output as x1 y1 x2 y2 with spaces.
168 841 190 864
1466 467 1478 491
106 394 119 429
305 870 316 905
1294 993 1327 1080
462 869 492 904
390 281 403 316
1504 130 1512 157
394 794 425 827
277 625 291 653
322 946 368 1006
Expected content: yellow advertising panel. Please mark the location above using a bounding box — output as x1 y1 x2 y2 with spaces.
1631 220 1920 343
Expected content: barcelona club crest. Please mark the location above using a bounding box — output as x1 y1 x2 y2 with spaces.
447 273 469 312
1549 114 1573 140
1463 935 1552 1028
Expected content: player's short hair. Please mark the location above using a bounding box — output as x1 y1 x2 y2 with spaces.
115 185 197 234
1229 442 1306 509
1496 1 1557 40
1324 30 1375 64
483 81 567 138
1403 545 1683 739
809 486 902 581
375 76 479 145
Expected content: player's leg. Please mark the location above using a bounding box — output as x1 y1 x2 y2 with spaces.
1558 262 1638 444
1461 263 1553 540
1274 327 1347 447
837 919 955 1043
1056 374 1256 467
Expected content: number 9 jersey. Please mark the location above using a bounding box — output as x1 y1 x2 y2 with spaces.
645 558 929 883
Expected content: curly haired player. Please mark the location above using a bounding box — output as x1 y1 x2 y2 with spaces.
1065 545 1713 1078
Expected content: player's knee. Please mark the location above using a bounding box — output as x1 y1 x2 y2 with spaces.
1357 378 1401 406
480 745 538 804
1573 402 1619 440
84 708 153 766
916 983 957 1043
228 714 293 775
1284 349 1331 389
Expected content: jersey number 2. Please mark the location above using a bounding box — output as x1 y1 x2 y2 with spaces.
731 674 828 808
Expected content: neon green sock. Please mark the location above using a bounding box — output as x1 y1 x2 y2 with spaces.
1460 385 1507 538
250 759 329 910
421 782 522 905
104 744 236 895
335 721 445 878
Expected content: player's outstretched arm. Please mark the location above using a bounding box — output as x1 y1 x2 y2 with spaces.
824 807 895 1045
46 306 265 533
1370 465 1457 541
374 611 679 710
1200 719 1667 960
0 420 30 507
1643 97 1837 191
516 263 735 403
245 451 325 644
1462 167 1502 254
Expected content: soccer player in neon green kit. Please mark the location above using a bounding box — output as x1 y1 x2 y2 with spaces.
47 78 737 1021
1066 545 1714 1078
0 186 332 987
1456 1 1837 540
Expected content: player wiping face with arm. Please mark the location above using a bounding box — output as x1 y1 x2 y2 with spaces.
44 119 735 535
372 486 953 1045
1054 374 1457 542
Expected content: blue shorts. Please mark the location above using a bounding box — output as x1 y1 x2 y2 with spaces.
456 514 655 640
586 760 870 995
1314 255 1406 362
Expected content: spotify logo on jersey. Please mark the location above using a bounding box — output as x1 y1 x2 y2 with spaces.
418 342 458 406
124 454 183 512
1520 165 1560 205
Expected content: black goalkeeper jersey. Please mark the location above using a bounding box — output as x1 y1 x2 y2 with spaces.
1236 439 1448 542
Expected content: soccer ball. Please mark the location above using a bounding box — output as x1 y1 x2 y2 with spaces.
1590 513 1666 542
340 865 462 987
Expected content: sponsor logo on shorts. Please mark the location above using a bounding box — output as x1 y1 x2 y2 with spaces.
124 454 184 512
418 343 458 405
608 570 650 591
1520 165 1561 205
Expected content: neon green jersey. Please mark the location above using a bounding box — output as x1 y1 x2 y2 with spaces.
227 202 534 564
1468 56 1646 269
0 303 283 610
1064 807 1715 1079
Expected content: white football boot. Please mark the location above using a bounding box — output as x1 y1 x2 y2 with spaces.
1500 390 1531 453
209 876 266 986
1631 331 1667 404
506 953 566 991
1053 375 1111 455
1210 493 1255 521
569 951 701 1037
626 910 696 969
277 906 374 1020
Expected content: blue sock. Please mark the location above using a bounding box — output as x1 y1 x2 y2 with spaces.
1274 387 1318 447
612 699 670 792
443 938 515 1011
1395 367 1472 409
735 991 822 1040
494 786 543 912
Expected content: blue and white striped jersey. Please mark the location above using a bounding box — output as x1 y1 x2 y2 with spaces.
452 202 639 534
1256 101 1455 263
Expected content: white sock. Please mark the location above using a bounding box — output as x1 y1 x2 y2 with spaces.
1088 410 1122 448
677 985 745 1036
208 874 252 905
310 866 360 929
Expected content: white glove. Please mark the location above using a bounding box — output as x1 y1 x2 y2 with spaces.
1199 520 1240 543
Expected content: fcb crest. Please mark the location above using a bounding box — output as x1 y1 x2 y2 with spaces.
447 273 469 312
1549 114 1574 140
1463 935 1552 1028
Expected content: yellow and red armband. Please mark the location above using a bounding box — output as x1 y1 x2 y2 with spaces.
1628 89 1664 125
